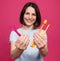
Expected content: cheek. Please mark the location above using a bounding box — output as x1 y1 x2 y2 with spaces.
24 14 28 19
33 17 36 21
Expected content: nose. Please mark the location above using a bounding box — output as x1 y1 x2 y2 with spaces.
29 14 32 19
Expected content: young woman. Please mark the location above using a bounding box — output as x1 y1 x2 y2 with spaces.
9 2 48 61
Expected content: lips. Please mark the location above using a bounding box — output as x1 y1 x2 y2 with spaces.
25 18 33 23
27 20 32 23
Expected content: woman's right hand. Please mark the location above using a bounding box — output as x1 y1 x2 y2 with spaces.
15 34 29 51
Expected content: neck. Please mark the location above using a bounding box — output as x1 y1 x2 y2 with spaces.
22 25 34 30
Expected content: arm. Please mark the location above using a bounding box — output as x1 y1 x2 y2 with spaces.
10 42 23 59
39 43 48 56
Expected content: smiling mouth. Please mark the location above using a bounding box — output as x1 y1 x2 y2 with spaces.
27 20 32 23
25 18 34 23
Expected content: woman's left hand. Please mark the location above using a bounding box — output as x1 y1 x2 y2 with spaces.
33 32 47 49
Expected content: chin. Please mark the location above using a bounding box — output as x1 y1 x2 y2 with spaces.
24 22 33 25
26 24 33 27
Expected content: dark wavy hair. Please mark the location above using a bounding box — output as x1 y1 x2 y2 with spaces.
20 2 41 29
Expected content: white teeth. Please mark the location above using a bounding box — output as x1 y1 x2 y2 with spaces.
27 20 31 23
24 18 34 23
26 19 32 22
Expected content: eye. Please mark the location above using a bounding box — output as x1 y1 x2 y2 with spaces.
32 13 36 16
25 12 29 15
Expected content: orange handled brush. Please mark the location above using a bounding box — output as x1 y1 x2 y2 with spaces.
41 24 50 35
31 20 50 48
39 19 47 32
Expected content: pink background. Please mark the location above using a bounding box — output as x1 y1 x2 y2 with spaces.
0 0 60 61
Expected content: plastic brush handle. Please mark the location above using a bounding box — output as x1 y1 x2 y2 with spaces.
14 29 21 36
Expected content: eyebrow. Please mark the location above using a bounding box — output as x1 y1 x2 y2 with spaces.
25 11 36 14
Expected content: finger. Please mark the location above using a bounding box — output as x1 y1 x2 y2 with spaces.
33 33 43 45
18 34 24 40
34 32 47 45
22 36 29 48
37 32 46 40
17 35 24 45
19 34 27 45
16 34 26 49
37 32 47 44
33 38 39 47
20 35 29 50
34 39 45 49
33 34 46 49
19 34 27 49
15 40 21 49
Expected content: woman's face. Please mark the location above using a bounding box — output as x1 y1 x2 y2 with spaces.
23 6 36 27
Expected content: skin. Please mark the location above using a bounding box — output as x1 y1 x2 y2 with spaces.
10 6 48 59
11 34 29 59
23 6 36 27
33 32 48 56
22 6 36 30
